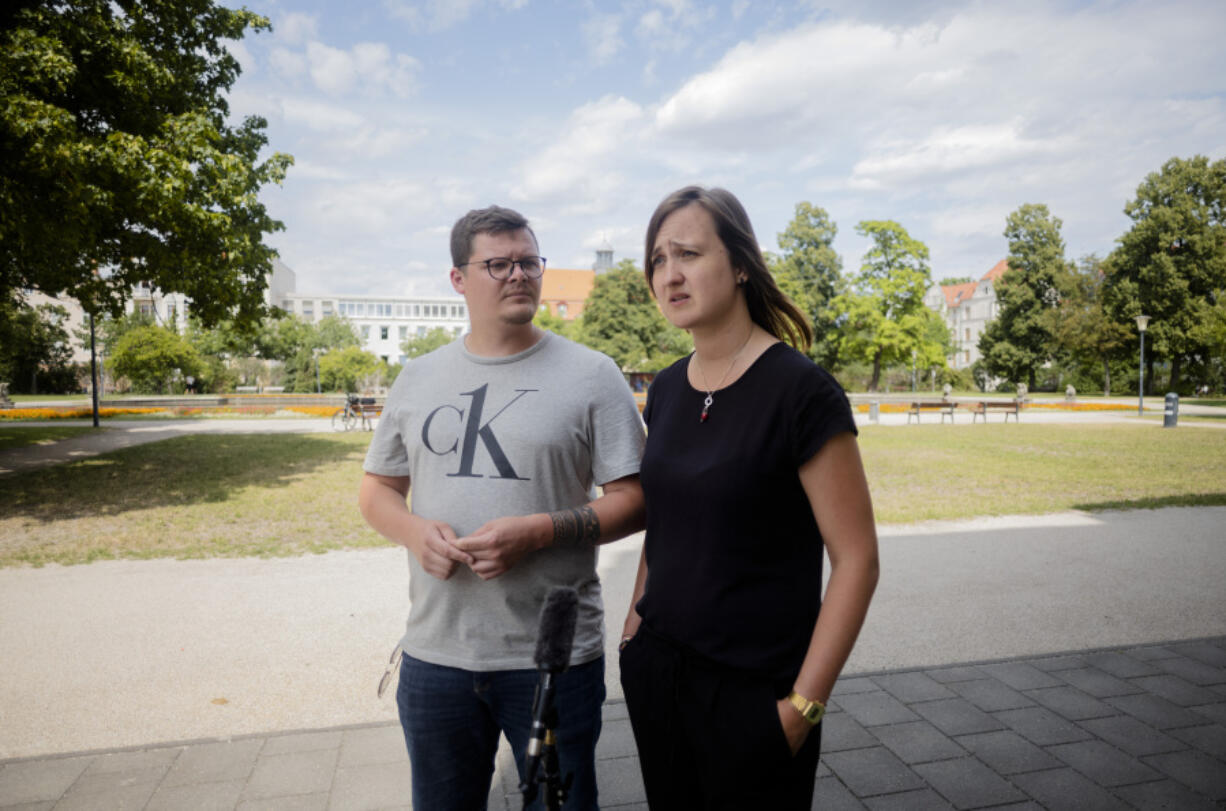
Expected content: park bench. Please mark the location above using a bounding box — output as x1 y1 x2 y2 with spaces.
907 401 957 424
972 400 1021 423
356 397 382 431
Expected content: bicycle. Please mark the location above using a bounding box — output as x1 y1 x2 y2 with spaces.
332 393 361 431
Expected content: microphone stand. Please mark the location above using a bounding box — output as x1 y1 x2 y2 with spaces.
520 673 571 810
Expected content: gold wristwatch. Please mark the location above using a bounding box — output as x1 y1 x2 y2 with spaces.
787 691 826 725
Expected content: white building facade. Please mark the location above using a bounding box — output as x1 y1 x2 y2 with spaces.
924 259 1007 370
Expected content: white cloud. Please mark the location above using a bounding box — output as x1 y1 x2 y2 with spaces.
383 0 521 31
326 126 429 158
224 39 255 75
269 46 308 80
583 14 624 65
513 96 646 209
277 12 318 44
305 41 420 97
278 97 366 132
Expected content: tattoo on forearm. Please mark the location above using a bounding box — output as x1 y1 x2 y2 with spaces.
549 505 601 546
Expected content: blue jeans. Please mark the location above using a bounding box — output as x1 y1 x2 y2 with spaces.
396 653 606 811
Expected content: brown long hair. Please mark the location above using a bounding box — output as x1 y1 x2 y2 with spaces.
643 186 812 351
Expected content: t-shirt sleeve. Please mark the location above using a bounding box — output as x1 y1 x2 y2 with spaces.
363 375 412 477
789 363 858 469
588 356 645 485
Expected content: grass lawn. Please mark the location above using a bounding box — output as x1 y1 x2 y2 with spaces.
0 426 105 451
1 423 1224 567
859 422 1226 522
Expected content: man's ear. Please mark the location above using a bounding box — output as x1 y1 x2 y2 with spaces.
449 267 466 294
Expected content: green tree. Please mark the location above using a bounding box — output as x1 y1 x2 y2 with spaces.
938 276 974 286
0 300 75 393
401 326 456 360
533 307 573 339
109 324 202 393
0 0 292 327
835 221 945 391
770 203 843 366
1103 155 1226 393
978 204 1066 389
318 346 380 393
1043 255 1131 395
577 260 691 372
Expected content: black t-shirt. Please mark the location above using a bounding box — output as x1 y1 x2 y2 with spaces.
637 342 858 682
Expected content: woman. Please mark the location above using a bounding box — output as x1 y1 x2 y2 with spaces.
619 186 879 809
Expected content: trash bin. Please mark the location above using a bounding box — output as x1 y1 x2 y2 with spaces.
869 401 880 424
1164 392 1179 428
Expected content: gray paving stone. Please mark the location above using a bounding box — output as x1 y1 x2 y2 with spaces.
337 725 406 768
833 676 882 696
1030 654 1088 672
236 794 329 810
924 666 985 684
1024 685 1116 720
161 738 263 787
954 730 1061 775
1142 749 1226 800
947 678 1035 712
593 756 645 808
910 698 1003 736
1107 692 1212 730
1009 767 1123 811
913 756 1026 809
868 721 965 765
328 761 411 810
836 691 921 727
1169 722 1226 761
241 748 338 801
822 746 925 797
863 788 953 810
1152 655 1226 686
1050 666 1143 698
1084 651 1161 679
0 756 92 806
1078 715 1186 757
52 779 158 811
821 712 879 752
81 747 180 776
1191 702 1226 726
603 700 629 721
1046 739 1161 787
994 707 1092 746
809 776 866 810
1170 640 1226 668
62 765 165 799
1132 674 1224 707
595 718 638 760
146 779 246 811
1130 645 1178 662
979 661 1063 691
0 802 54 811
261 730 343 757
869 672 956 703
1112 778 1221 811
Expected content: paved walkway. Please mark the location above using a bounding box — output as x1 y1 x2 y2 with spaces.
2 637 1224 810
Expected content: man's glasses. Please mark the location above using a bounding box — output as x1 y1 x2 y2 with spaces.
459 256 546 280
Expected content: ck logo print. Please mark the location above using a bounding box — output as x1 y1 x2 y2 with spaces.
421 384 536 480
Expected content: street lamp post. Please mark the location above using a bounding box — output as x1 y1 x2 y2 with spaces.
1136 314 1149 417
88 311 100 428
313 348 321 394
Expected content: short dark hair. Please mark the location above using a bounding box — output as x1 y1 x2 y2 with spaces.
643 186 813 351
450 205 537 268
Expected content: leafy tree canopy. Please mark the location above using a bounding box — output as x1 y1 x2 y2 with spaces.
770 202 843 366
835 220 944 391
1043 255 1131 395
577 260 691 372
318 345 380 393
1103 155 1226 392
0 299 75 393
401 326 456 360
978 203 1066 388
109 323 201 393
0 0 292 327
938 276 974 286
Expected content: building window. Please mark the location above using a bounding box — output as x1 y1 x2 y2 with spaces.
965 328 970 341
459 305 466 318
558 303 568 318
964 350 970 363
417 326 426 336
322 301 333 316
399 326 408 340
414 304 421 316
380 326 389 340
361 325 370 339
281 300 292 312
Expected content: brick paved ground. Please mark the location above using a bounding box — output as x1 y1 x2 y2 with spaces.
2 636 1224 810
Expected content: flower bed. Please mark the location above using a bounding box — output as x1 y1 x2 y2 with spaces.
0 407 165 420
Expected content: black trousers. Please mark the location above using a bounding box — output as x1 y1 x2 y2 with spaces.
619 625 822 810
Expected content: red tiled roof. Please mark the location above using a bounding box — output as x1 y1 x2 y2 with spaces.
982 259 1008 283
942 281 978 308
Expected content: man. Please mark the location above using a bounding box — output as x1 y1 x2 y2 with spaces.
359 205 645 810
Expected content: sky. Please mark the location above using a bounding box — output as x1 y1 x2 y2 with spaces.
224 0 1226 299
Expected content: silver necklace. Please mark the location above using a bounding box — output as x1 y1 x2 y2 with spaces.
695 330 753 423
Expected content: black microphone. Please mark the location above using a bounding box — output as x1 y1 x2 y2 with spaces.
522 587 578 804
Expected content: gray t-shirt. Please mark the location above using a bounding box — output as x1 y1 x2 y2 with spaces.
363 331 645 671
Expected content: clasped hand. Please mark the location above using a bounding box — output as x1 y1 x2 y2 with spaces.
411 516 545 581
